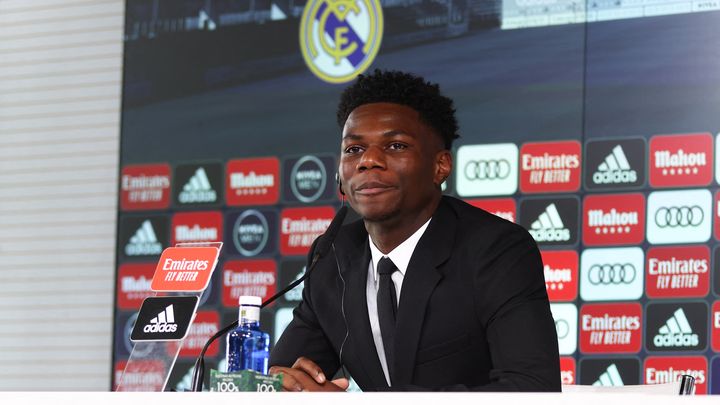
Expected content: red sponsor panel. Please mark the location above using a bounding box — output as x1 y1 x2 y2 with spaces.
175 310 220 357
466 198 517 223
280 206 335 256
114 359 166 391
582 193 645 246
116 263 155 310
519 141 582 193
541 250 578 301
120 164 171 211
649 133 713 188
151 246 220 292
171 211 223 245
226 157 280 206
560 357 576 385
222 259 277 306
579 303 642 354
712 301 720 352
644 356 708 394
645 245 710 299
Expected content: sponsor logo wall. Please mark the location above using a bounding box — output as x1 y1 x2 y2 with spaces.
115 132 720 392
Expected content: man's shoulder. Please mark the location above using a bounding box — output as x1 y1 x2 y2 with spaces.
441 196 534 245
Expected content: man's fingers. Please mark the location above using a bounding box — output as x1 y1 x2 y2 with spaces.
292 356 326 384
268 366 303 392
331 378 350 390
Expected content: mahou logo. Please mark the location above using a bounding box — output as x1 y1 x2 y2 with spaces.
541 250 578 302
120 164 171 211
649 133 713 188
711 301 720 352
644 356 707 394
584 138 646 190
466 198 517 223
280 206 335 255
560 357 576 385
222 260 277 306
226 157 279 206
520 197 579 246
582 193 645 246
645 246 710 298
171 211 223 245
579 303 642 354
519 141 581 193
646 302 707 352
116 263 155 310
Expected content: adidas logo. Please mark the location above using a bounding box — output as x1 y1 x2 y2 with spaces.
528 203 571 242
125 220 162 256
653 308 699 347
143 305 178 333
592 364 624 386
593 145 637 184
178 167 217 203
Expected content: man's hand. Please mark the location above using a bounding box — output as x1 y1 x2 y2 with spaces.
269 357 349 392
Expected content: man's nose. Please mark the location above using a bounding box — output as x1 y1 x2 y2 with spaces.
358 145 386 171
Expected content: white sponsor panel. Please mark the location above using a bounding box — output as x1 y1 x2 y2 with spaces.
456 143 518 197
580 248 644 301
550 303 577 355
647 189 711 244
274 307 294 344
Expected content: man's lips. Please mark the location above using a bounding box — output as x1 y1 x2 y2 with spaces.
354 181 394 196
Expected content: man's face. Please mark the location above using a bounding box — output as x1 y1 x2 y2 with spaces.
339 102 451 223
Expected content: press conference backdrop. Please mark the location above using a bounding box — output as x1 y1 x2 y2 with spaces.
115 0 720 393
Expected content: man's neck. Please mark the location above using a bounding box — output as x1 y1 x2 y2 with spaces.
364 196 441 254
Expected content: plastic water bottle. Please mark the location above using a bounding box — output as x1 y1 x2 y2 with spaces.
226 295 270 373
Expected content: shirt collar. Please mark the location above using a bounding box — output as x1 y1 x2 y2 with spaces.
369 217 432 282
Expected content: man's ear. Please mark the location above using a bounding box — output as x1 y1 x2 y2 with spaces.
434 150 452 186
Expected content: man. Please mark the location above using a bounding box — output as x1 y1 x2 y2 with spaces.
269 70 560 391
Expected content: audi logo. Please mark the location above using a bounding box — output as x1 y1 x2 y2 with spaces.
654 206 704 228
555 319 569 339
464 159 511 180
588 263 636 285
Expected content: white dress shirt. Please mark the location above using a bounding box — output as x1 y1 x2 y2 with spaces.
366 218 431 386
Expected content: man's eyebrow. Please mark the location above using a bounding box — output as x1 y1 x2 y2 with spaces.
342 130 408 141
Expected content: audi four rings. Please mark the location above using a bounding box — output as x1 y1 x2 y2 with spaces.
654 206 704 228
464 159 511 180
588 263 636 285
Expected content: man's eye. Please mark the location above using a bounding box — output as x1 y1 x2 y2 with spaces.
388 143 407 150
344 146 363 154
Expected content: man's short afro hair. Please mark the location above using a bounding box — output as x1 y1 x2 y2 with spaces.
336 69 460 149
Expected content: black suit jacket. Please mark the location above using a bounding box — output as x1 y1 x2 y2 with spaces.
270 196 560 391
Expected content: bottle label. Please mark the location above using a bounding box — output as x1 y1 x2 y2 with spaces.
240 305 260 323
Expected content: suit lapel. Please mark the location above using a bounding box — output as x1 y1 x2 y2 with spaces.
392 198 457 386
339 224 389 389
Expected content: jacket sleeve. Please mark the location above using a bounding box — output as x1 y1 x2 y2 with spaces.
469 226 561 392
268 239 341 378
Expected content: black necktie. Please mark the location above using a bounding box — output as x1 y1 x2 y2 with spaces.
376 257 398 383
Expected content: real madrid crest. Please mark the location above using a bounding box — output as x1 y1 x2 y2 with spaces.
299 0 383 84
